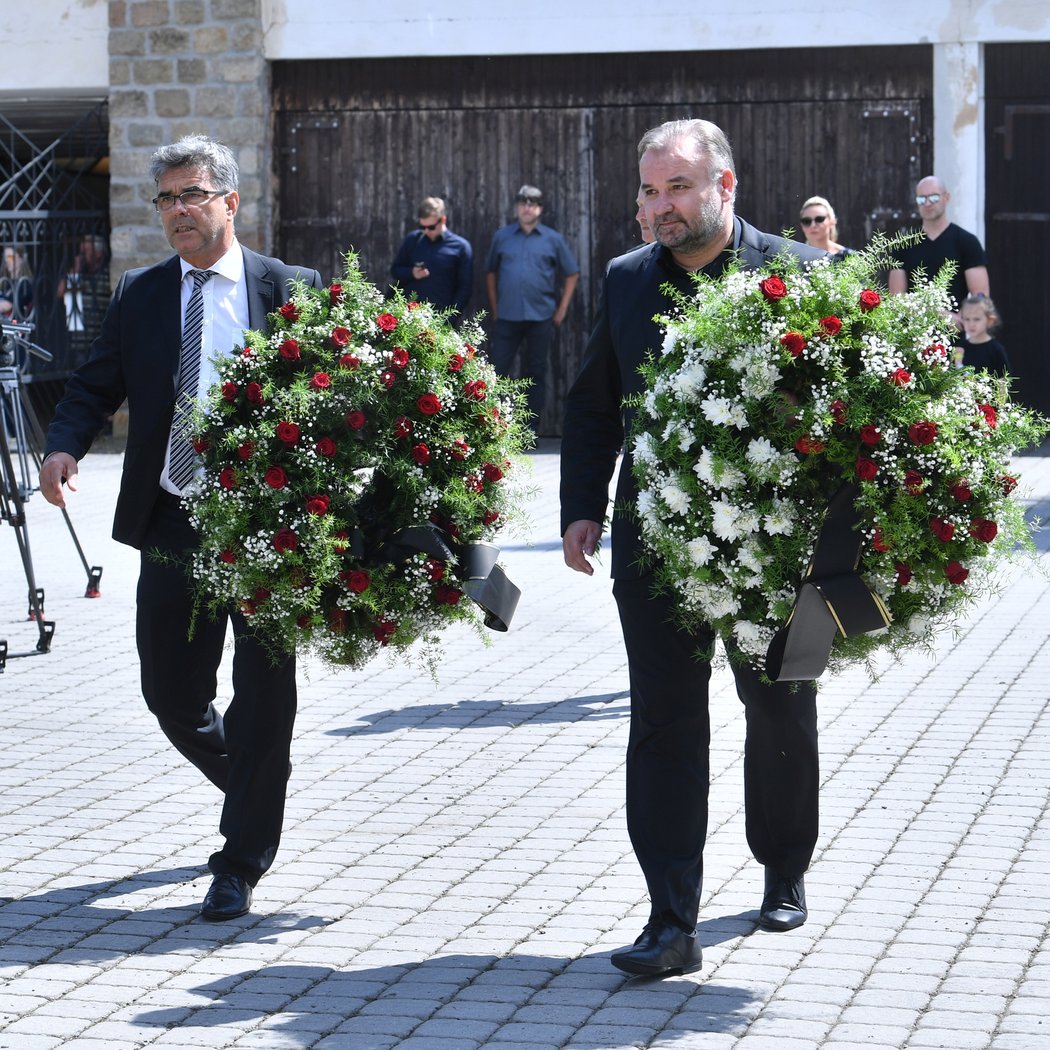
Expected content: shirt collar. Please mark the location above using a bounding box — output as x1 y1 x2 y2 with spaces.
179 239 243 283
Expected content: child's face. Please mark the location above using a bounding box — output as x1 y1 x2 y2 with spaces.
960 305 990 341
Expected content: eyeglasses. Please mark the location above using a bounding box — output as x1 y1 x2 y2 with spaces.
799 215 828 227
418 220 442 231
516 198 542 207
152 188 226 212
915 193 942 205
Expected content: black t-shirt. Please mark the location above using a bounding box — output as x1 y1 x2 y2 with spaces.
897 223 987 310
954 336 1010 376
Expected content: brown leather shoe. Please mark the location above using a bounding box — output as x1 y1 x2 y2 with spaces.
759 868 807 931
611 920 703 977
200 873 252 921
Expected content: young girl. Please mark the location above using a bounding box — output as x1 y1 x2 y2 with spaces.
955 294 1011 376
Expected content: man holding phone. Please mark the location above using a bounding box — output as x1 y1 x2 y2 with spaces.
390 196 473 316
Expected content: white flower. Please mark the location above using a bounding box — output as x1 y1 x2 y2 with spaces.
701 395 736 427
763 499 796 536
746 438 778 466
710 496 758 541
687 536 716 566
661 479 692 515
672 362 708 399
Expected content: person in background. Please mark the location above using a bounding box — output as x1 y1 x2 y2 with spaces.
39 135 323 924
389 196 473 316
485 184 580 426
636 198 655 244
888 175 990 325
953 293 1010 376
798 196 849 257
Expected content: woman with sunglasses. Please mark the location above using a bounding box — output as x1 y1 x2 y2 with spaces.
798 196 849 257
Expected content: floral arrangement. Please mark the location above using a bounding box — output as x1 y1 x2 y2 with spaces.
184 252 531 670
629 237 1046 675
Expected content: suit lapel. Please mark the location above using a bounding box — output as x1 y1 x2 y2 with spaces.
160 256 184 393
242 247 277 330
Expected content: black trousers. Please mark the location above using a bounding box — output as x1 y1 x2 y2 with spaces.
136 496 297 886
613 575 819 929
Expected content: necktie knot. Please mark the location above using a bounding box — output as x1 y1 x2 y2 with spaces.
189 268 215 290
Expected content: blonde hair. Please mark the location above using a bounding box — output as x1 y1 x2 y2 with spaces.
800 195 838 241
961 293 1001 333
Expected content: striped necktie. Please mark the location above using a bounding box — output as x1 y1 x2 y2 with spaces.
167 268 215 491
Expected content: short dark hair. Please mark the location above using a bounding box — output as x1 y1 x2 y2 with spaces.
637 119 736 183
149 134 239 191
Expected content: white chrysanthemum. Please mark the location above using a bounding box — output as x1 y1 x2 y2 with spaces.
701 395 735 427
763 499 796 535
711 495 755 541
661 479 691 515
636 487 657 523
687 536 716 566
672 362 708 399
662 326 680 356
693 447 715 485
701 589 740 619
746 437 778 466
633 431 659 468
732 619 769 654
715 462 744 490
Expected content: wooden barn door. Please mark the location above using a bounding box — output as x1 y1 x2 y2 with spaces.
272 48 930 436
985 43 1050 416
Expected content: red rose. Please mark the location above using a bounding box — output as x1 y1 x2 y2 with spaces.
464 379 487 401
221 381 239 402
451 438 470 461
979 403 998 429
376 312 398 333
889 368 911 387
219 549 237 564
305 494 331 516
407 301 422 310
342 569 371 593
949 480 972 502
423 559 445 581
872 528 891 552
393 415 413 438
970 518 998 543
254 587 271 602
328 283 343 304
309 371 331 390
240 600 257 616
855 456 878 480
245 381 264 405
448 353 465 372
279 301 299 322
345 410 366 430
191 435 210 453
795 435 824 454
922 343 947 362
465 474 484 493
279 338 301 361
218 467 237 490
417 393 442 416
264 466 288 489
276 421 300 445
241 345 253 358
830 400 848 425
483 510 500 526
945 561 969 585
780 331 807 357
908 421 938 446
482 461 505 483
1000 475 1018 495
903 470 925 495
339 353 360 370
411 442 430 465
273 527 299 553
858 289 881 312
391 347 410 369
315 436 337 457
373 617 397 644
758 275 787 301
930 517 955 542
434 584 463 606
859 424 882 446
819 316 842 336
380 369 397 389
895 562 913 586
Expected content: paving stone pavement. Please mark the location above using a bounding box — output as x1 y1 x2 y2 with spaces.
1 437 1049 1050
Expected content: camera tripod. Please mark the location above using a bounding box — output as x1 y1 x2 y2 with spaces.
1 322 103 671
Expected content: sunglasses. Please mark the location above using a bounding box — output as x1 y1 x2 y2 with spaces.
419 220 442 231
799 215 828 227
915 193 942 205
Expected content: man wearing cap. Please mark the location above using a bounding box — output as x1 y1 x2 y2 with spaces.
484 185 580 427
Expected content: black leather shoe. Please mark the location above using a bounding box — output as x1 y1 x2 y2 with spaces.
611 920 703 977
200 873 252 921
759 868 807 931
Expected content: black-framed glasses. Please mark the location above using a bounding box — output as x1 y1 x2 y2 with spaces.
915 193 942 205
800 215 828 227
152 188 226 212
418 220 442 231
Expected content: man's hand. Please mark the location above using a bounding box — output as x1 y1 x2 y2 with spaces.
563 519 602 576
39 453 79 509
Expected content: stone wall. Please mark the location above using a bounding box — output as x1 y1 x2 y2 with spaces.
107 0 268 274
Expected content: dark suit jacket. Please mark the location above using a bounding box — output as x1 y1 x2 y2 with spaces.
44 245 324 549
560 217 826 578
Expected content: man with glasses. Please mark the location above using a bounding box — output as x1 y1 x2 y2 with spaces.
39 135 322 923
888 175 989 324
485 184 580 429
390 196 473 316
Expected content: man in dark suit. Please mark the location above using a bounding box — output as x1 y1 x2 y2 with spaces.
39 135 323 921
561 119 827 978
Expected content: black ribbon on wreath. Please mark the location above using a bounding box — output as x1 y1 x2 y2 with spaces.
381 524 521 632
765 483 892 681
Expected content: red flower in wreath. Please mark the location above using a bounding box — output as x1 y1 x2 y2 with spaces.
872 528 891 552
795 435 824 454
945 561 969 585
895 562 913 586
830 399 848 425
417 393 442 416
218 467 237 490
855 456 878 480
192 435 210 453
889 368 911 387
978 403 998 429
819 316 842 336
1000 475 1018 495
305 494 331 516
448 353 465 372
970 518 998 543
482 461 505 483
859 424 882 446
264 466 288 489
279 338 301 361
273 527 299 553
276 421 300 445
315 436 337 457
339 353 360 370
393 415 413 438
219 549 237 564
376 312 398 333
858 288 881 312
328 283 342 304
930 517 955 542
758 275 787 301
245 382 264 405
903 469 925 495
780 331 807 357
411 442 430 465
373 618 397 644
279 301 299 322
341 569 371 593
463 379 487 401
221 381 239 402
391 347 410 369
949 480 972 502
310 371 331 390
908 421 938 446
330 326 352 348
